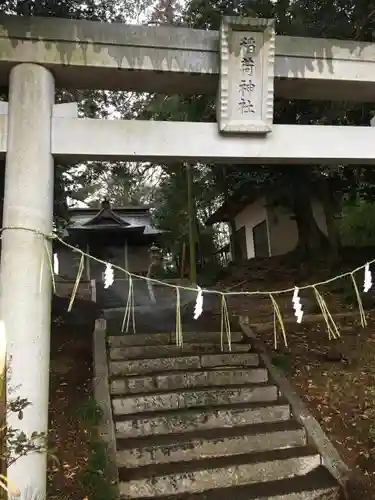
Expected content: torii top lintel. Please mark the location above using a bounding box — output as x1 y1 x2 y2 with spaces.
0 14 373 101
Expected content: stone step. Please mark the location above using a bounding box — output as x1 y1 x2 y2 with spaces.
108 331 243 347
112 383 278 416
109 353 260 377
118 446 321 498
115 401 292 438
109 343 250 360
130 466 340 500
116 420 306 467
110 367 268 395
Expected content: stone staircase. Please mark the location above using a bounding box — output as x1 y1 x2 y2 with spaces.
106 330 341 500
97 281 126 309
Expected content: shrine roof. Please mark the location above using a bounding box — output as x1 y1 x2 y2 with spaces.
67 203 162 235
205 191 260 225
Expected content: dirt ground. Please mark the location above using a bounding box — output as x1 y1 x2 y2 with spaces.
46 249 375 498
249 309 375 490
47 310 375 497
220 251 375 495
48 323 93 499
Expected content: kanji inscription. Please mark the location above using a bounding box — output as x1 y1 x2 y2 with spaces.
218 17 275 134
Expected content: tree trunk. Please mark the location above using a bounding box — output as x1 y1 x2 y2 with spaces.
324 203 340 258
193 195 202 269
321 185 340 259
292 195 329 257
221 166 237 262
180 242 186 280
186 164 197 283
228 219 238 263
346 166 362 204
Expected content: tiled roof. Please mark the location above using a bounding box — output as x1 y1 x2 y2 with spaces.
67 206 163 235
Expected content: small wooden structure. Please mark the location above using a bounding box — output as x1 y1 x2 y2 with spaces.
56 200 163 280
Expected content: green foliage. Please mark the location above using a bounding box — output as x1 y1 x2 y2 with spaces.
341 284 374 310
271 354 293 373
5 0 375 265
146 0 375 260
76 398 103 427
5 396 48 467
369 423 375 444
0 0 155 22
76 398 116 500
197 260 223 286
153 165 220 278
0 0 158 219
334 275 374 310
338 201 375 247
79 438 117 500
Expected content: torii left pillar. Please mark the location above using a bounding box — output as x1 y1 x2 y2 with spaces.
0 64 54 499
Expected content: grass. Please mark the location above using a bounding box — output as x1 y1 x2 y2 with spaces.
76 397 103 427
48 322 118 499
76 398 117 500
271 353 293 373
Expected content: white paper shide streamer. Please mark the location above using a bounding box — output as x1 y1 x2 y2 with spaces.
364 263 372 292
104 263 114 289
193 286 204 320
53 253 59 275
292 286 304 324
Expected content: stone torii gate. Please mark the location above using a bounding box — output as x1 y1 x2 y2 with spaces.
0 13 374 499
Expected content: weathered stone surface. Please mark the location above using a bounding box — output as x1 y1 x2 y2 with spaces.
116 421 306 467
115 402 291 438
112 384 278 416
110 368 268 395
109 356 202 376
109 353 259 376
56 118 375 165
121 466 340 500
118 448 321 497
129 483 339 500
108 331 243 347
170 331 243 345
109 343 250 360
2 15 375 103
200 353 259 368
104 328 340 499
218 17 275 134
264 488 339 500
108 333 171 347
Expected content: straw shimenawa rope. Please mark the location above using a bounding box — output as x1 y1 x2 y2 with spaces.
0 225 373 348
220 294 231 352
0 225 372 497
121 275 136 334
269 293 288 350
